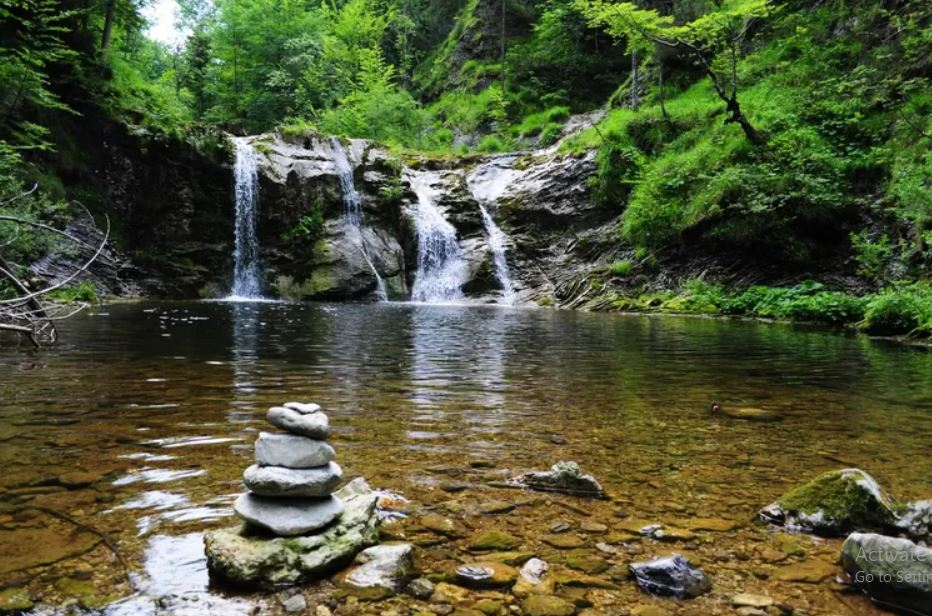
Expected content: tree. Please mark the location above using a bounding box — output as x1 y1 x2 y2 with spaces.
578 0 771 145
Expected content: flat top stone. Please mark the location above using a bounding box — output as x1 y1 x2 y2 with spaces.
234 493 344 536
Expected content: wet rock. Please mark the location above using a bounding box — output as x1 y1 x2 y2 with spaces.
267 406 331 439
441 481 470 493
842 532 932 615
473 598 506 615
552 571 620 590
479 500 515 514
56 471 105 488
679 517 740 532
469 530 522 551
243 462 343 497
419 513 465 538
483 551 535 565
542 534 585 549
406 576 435 599
564 550 608 574
0 588 32 612
772 559 835 583
0 526 101 575
206 478 379 585
281 594 307 613
455 562 518 588
732 593 774 608
630 606 671 616
339 543 414 600
235 492 345 535
430 581 470 604
896 500 932 541
580 521 607 534
759 468 900 536
629 554 711 599
520 558 550 584
513 462 605 499
522 594 576 616
255 432 336 468
54 577 119 610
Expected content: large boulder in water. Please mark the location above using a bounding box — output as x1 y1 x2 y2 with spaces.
759 468 901 536
512 461 606 498
842 532 932 616
896 500 932 542
204 478 379 587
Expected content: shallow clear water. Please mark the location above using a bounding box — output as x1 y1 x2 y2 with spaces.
1 301 930 614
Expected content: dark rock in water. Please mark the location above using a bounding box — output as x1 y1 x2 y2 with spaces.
629 554 711 599
405 577 434 599
234 492 344 535
338 543 414 600
841 532 932 616
513 461 605 498
896 500 932 542
206 478 379 586
254 432 335 468
759 468 900 536
243 462 342 497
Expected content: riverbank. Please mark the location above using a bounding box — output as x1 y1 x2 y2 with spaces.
580 279 932 343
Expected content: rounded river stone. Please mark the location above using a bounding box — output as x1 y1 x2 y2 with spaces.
234 493 344 536
255 432 335 468
267 406 330 439
243 462 343 497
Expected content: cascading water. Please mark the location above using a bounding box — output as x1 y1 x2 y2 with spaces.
330 138 388 301
229 137 263 299
406 170 469 303
466 157 519 303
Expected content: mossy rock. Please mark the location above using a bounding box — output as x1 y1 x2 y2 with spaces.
54 577 120 610
759 468 901 536
0 588 32 612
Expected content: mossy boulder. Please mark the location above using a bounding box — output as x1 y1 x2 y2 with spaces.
204 478 379 587
0 588 32 612
759 468 901 536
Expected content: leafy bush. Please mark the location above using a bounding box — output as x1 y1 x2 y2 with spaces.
46 281 99 303
607 259 633 276
850 231 895 281
860 284 932 336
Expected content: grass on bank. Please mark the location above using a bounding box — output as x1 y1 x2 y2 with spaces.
609 280 932 339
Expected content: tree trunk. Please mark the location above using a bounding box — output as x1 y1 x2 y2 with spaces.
500 0 506 94
630 51 640 109
101 0 116 52
725 96 766 145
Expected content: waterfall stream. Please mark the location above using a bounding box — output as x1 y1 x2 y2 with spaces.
229 137 263 299
467 158 519 303
406 170 468 303
330 138 388 301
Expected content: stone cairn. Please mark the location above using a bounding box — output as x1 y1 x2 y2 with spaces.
234 401 345 536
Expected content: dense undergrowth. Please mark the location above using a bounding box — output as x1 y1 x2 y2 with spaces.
607 280 932 339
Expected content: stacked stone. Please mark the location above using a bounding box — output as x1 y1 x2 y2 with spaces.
234 402 345 537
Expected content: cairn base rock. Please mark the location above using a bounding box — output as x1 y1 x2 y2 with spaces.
206 478 379 586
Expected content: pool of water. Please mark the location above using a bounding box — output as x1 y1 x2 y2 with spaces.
1 301 930 614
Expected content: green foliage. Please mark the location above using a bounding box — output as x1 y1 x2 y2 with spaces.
607 259 632 276
860 284 932 337
850 231 895 282
282 202 324 247
46 281 99 303
514 106 570 137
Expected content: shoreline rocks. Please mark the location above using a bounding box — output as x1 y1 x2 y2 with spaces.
841 532 932 616
759 468 900 536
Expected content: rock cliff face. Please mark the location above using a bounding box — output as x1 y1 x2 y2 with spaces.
240 130 623 306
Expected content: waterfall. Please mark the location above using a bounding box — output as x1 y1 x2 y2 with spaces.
229 137 262 299
467 158 518 303
330 138 388 301
406 170 469 303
